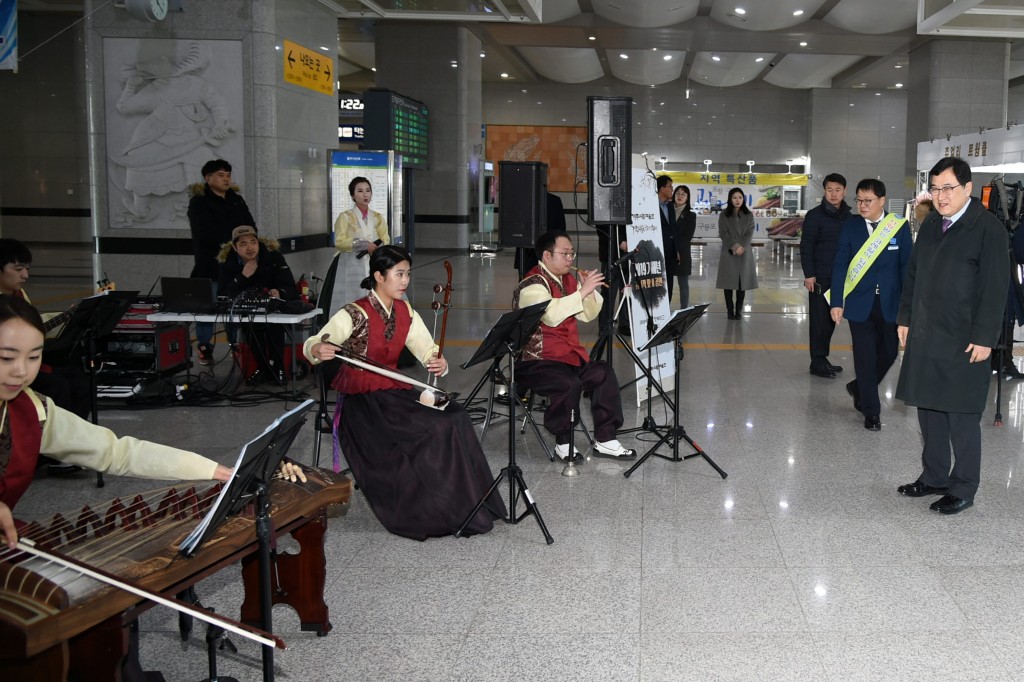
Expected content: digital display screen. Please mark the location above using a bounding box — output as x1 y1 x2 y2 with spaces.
362 89 429 170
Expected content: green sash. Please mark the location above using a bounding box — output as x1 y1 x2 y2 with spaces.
826 213 906 302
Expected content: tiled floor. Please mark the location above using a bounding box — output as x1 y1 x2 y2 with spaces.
15 240 1024 680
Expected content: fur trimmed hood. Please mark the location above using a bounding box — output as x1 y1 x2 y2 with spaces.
216 235 281 262
189 182 244 198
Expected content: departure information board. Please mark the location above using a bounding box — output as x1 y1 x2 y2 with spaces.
362 89 429 170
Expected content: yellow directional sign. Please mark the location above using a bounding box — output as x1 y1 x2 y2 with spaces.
283 39 334 95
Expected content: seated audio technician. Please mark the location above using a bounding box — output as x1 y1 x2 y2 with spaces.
217 226 298 385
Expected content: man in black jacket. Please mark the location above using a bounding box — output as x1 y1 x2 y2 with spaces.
218 226 298 385
187 159 255 364
800 173 851 378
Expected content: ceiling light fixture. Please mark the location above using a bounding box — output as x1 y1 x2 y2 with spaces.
620 53 629 59
712 54 721 62
894 83 904 88
799 41 808 47
734 7 746 14
755 57 764 63
480 52 485 58
793 9 804 16
500 72 509 78
588 35 596 41
663 55 672 61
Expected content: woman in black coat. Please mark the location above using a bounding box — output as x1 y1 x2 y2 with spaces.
669 185 697 309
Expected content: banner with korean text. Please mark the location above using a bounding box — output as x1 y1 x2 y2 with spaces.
623 157 675 407
666 172 810 240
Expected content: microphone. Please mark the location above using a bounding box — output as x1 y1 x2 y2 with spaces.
611 247 639 269
356 239 383 259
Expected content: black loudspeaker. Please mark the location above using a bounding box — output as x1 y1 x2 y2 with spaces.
587 96 633 225
498 161 548 248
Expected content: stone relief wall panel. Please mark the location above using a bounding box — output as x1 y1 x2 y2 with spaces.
102 38 245 229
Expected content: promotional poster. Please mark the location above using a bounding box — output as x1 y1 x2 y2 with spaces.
623 160 675 406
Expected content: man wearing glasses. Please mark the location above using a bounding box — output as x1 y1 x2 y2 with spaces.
830 179 912 431
895 157 1009 515
512 231 637 461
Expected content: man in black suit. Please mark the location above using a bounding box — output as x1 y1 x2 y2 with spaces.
800 173 851 378
895 157 1009 515
656 175 676 300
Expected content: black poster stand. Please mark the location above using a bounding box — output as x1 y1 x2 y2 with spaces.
455 301 554 544
181 400 314 682
623 304 728 480
44 290 137 488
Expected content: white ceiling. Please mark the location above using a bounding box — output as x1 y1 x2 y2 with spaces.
331 0 1024 93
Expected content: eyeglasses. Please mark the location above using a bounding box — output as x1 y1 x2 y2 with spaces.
550 250 576 259
854 197 880 205
928 184 962 197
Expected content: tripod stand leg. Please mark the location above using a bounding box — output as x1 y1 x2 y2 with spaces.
510 466 553 544
455 468 507 538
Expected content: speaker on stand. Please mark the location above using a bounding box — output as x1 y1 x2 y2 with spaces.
498 161 548 278
587 96 632 225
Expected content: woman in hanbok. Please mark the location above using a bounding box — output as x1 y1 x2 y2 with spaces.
304 246 505 540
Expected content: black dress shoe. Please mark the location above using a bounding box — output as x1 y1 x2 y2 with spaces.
930 494 973 515
864 415 881 430
810 365 835 378
846 380 862 413
897 480 948 497
828 362 844 373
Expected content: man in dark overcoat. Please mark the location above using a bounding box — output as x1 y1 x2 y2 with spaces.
800 172 851 377
895 157 1010 515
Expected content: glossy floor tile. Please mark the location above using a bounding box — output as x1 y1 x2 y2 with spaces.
15 242 1024 680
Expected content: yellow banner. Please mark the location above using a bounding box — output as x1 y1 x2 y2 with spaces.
666 172 810 187
283 40 334 95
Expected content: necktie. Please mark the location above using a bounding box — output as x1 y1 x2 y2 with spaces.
870 221 878 231
942 218 952 233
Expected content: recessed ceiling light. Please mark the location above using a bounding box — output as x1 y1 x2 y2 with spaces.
620 53 629 59
500 72 509 78
894 83 904 88
793 9 804 16
755 57 764 63
799 41 808 47
319 46 330 51
371 67 376 72
735 7 746 14
588 35 596 41
480 52 485 58
521 88 527 93
712 54 721 61
652 47 657 51
663 55 672 61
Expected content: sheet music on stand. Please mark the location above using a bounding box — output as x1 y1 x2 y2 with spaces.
636 304 709 353
179 399 315 556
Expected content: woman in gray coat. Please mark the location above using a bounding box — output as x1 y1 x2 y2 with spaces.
715 187 759 319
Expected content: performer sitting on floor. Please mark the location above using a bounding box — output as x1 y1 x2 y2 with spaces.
304 245 505 541
0 295 246 548
512 230 637 461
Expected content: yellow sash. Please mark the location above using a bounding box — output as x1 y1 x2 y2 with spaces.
826 213 906 302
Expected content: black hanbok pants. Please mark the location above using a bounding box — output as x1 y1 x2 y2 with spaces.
516 359 624 444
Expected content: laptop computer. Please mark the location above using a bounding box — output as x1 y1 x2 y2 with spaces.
161 277 217 314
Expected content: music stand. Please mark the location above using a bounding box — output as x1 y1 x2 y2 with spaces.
180 399 314 682
455 301 554 544
623 305 728 480
45 290 137 488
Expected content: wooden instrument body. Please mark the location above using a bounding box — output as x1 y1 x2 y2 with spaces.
0 467 351 681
